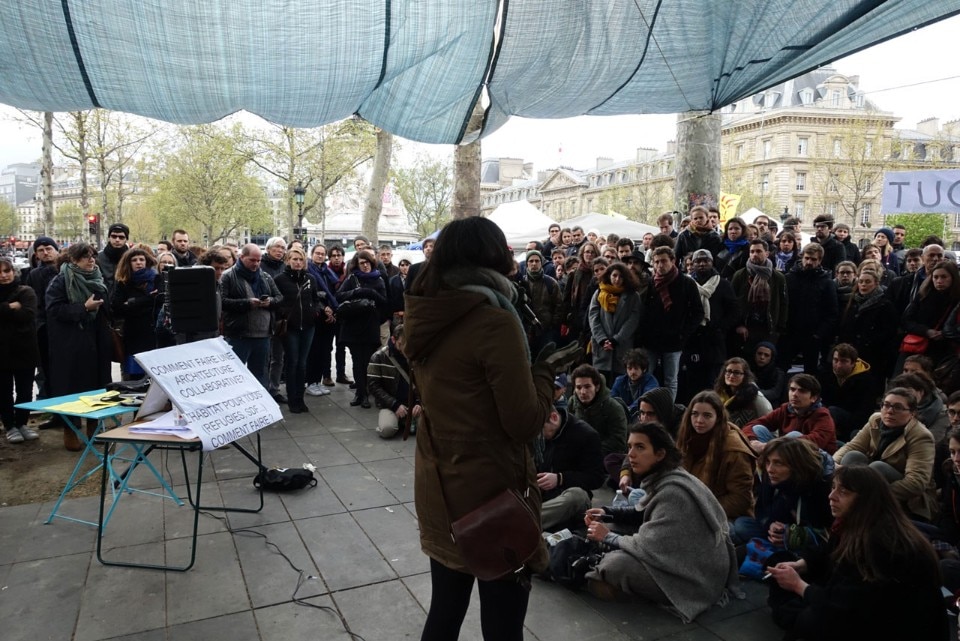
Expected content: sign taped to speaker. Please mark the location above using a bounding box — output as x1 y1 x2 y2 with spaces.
134 337 283 450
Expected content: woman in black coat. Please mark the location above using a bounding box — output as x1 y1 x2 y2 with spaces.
0 257 40 443
110 248 160 377
46 243 112 450
766 465 947 641
902 260 960 368
336 249 388 408
274 248 321 413
836 269 898 379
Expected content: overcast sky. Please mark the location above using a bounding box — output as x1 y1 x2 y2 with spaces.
1 14 958 174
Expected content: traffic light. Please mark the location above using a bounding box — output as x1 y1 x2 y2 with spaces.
88 214 98 235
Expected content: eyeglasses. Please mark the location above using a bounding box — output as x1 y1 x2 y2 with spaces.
358 260 371 266
881 402 910 412
948 409 960 417
814 224 829 229
109 234 127 240
724 369 745 376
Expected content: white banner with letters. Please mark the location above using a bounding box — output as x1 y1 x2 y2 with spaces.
135 337 282 451
881 169 960 214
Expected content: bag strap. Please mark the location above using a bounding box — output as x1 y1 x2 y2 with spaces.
386 353 411 385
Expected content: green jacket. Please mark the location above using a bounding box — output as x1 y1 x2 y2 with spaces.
569 381 628 456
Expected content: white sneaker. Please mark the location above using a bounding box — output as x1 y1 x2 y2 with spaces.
19 426 39 441
5 427 24 443
316 385 331 396
305 384 324 397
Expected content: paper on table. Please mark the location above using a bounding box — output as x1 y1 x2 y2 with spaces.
45 399 117 414
128 410 198 439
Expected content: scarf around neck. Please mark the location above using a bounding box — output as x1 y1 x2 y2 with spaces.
653 265 679 311
62 261 107 319
234 260 267 297
132 267 157 290
597 281 624 313
745 259 773 306
443 266 529 362
694 272 720 324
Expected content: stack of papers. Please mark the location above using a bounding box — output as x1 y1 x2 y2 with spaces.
128 411 198 439
46 394 123 415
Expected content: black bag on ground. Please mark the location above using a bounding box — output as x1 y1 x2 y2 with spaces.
547 535 603 590
253 467 317 491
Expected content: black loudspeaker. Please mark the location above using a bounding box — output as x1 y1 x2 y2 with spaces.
167 266 219 334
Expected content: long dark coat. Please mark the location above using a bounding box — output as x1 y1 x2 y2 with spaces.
45 274 112 396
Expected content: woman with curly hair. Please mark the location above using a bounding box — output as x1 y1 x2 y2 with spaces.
588 262 641 385
336 249 388 408
713 357 772 427
111 247 160 376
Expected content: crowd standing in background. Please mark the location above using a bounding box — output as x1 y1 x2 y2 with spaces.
3 208 960 637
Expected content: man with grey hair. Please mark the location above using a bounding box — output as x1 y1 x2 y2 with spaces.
259 237 288 402
220 244 283 390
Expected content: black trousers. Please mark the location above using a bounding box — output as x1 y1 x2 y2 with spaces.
0 367 36 429
346 342 377 400
420 558 529 641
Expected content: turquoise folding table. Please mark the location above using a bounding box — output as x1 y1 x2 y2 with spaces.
16 389 182 526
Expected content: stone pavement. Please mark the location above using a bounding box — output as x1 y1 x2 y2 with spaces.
0 383 785 641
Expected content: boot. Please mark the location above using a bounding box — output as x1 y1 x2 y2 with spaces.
349 395 362 407
63 426 82 452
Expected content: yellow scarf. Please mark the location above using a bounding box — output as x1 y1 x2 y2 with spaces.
597 281 625 313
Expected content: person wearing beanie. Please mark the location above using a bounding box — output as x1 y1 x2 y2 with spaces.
752 341 786 406
519 249 562 355
25 236 62 402
97 222 130 292
873 227 901 274
616 386 685 492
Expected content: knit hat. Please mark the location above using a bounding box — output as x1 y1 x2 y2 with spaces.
108 223 130 238
526 249 544 263
627 249 647 265
639 387 674 425
755 341 778 359
691 249 712 262
875 227 895 245
33 236 59 252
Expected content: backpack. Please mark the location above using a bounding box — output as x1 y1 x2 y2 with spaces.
546 535 603 590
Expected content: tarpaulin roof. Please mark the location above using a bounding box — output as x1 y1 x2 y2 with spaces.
1 1 956 144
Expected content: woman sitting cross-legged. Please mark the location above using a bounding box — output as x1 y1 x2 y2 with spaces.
765 465 947 641
583 422 740 623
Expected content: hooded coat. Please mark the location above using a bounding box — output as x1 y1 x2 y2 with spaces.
403 270 555 575
568 378 629 457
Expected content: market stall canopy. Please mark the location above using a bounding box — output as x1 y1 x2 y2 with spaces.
1 1 956 144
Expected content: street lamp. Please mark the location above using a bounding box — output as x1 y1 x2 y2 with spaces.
293 180 306 241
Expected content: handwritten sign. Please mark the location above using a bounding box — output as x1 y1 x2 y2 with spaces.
881 169 960 214
135 338 282 450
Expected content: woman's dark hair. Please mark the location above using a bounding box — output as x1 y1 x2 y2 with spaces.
348 249 377 273
410 217 514 296
831 465 940 583
724 216 746 239
919 260 960 300
713 357 755 394
888 375 933 402
66 242 97 262
882 386 920 413
903 354 935 376
947 426 960 446
758 437 822 488
115 248 157 285
577 241 600 261
676 391 731 483
600 262 639 291
777 231 796 251
628 421 682 473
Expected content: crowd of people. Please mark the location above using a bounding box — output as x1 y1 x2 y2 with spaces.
2 207 959 639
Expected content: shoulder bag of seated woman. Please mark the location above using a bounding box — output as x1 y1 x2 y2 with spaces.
418 386 541 581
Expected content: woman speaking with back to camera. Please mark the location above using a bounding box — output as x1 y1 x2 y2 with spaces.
404 217 578 641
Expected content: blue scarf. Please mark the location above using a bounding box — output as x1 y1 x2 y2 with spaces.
353 268 382 282
132 267 157 290
234 260 267 297
723 237 748 254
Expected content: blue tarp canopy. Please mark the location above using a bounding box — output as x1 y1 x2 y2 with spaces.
0 1 956 144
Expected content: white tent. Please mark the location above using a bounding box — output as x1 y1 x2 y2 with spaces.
487 201 557 239
562 213 658 241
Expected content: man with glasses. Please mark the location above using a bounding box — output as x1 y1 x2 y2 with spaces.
220 244 283 389
754 215 772 243
810 214 846 273
97 223 130 293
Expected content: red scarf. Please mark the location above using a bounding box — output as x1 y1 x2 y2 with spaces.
653 265 679 311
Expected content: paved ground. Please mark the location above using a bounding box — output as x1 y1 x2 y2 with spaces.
0 382 788 641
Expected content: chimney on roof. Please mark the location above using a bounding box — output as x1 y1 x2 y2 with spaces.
596 157 613 171
537 170 548 183
917 118 940 137
944 119 960 137
636 147 657 162
666 140 677 155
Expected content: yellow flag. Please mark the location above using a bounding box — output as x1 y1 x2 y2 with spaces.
718 192 742 225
